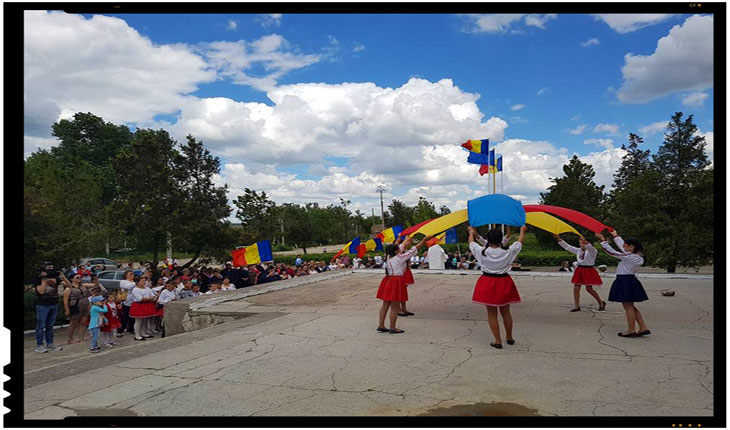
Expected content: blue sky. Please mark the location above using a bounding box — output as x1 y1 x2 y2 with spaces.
24 12 715 217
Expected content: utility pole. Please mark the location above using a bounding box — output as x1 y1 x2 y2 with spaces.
376 185 387 227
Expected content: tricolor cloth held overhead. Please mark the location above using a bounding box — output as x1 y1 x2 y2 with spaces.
231 240 273 266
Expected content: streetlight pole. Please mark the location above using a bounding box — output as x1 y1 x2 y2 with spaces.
376 185 387 227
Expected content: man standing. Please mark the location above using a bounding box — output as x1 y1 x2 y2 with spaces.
220 263 239 287
426 242 447 270
34 268 64 353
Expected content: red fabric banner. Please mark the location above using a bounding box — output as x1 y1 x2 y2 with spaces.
523 205 613 233
399 218 436 237
231 248 248 267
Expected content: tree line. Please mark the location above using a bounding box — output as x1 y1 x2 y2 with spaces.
24 111 712 280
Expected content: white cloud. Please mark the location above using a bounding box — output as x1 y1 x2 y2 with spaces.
581 38 600 47
594 14 676 33
464 14 556 33
24 11 216 125
584 138 614 150
638 121 667 136
581 147 628 189
227 20 237 31
681 92 709 107
200 34 321 92
353 43 366 53
537 87 549 96
593 123 620 136
617 15 713 103
510 104 525 111
257 14 282 28
567 124 588 135
24 136 61 158
696 130 713 163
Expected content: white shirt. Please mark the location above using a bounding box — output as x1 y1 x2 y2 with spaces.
600 236 644 275
426 244 447 270
131 287 154 303
410 255 420 265
469 241 523 274
352 257 362 269
157 288 177 305
221 285 236 291
476 235 510 247
558 240 597 266
374 255 383 264
120 280 136 306
384 247 418 276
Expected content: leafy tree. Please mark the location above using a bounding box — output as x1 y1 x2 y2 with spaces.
111 128 181 268
172 135 235 269
537 155 606 247
233 188 278 242
612 133 652 191
412 197 439 224
388 199 415 227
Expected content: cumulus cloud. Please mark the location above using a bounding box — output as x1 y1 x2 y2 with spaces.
567 124 588 135
584 138 614 150
510 104 525 111
681 92 709 107
594 14 676 33
581 38 600 47
638 121 667 136
696 129 713 163
227 20 237 30
593 123 620 136
463 14 556 33
617 15 713 103
200 34 321 92
24 11 216 126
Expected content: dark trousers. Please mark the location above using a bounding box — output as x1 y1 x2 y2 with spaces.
120 304 134 334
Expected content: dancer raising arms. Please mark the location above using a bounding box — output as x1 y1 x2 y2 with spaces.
553 233 606 312
596 230 650 338
469 225 527 349
376 234 434 334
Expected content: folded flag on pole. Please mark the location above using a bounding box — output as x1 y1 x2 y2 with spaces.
468 151 491 165
376 225 404 243
365 237 384 251
333 236 361 260
467 194 526 227
357 243 367 258
231 240 273 267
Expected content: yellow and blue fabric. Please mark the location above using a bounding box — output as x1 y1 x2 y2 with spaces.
461 139 489 154
467 194 525 227
376 225 404 243
365 237 384 251
525 212 581 236
414 209 468 237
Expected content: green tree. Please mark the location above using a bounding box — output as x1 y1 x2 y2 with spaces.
538 155 606 246
172 135 235 269
233 188 278 242
388 199 415 227
412 197 439 224
646 112 713 272
112 128 180 268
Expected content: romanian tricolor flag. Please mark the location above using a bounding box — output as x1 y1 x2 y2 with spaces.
231 240 273 267
425 228 458 247
479 153 502 176
376 225 404 243
365 237 384 252
399 219 436 238
333 236 361 260
461 139 489 154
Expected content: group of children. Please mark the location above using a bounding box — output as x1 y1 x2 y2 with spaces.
376 225 650 347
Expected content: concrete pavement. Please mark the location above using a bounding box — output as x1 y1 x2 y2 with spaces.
23 270 713 418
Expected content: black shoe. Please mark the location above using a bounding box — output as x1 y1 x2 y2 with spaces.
618 332 638 337
389 328 405 334
598 301 606 311
376 327 389 333
637 330 651 337
403 311 415 316
570 307 581 312
134 337 146 341
506 339 515 345
490 342 503 349
397 312 409 317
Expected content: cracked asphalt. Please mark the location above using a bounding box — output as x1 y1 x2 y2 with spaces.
23 271 713 418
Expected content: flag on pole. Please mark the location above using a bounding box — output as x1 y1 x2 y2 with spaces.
376 225 404 243
461 139 489 154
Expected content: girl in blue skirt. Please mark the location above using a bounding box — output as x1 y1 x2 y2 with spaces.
596 230 650 338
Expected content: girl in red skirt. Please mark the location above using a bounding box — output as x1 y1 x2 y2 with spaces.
376 234 434 334
393 236 416 317
553 233 606 312
468 225 527 349
99 292 122 347
129 275 157 341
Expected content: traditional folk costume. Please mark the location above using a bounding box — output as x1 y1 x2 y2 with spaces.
99 302 122 333
469 240 523 307
557 240 602 286
601 237 648 303
399 243 415 286
376 246 418 302
129 287 157 318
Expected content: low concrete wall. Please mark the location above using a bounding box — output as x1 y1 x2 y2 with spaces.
164 270 354 336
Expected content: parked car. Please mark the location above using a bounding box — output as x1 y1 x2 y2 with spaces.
97 270 129 290
81 258 120 271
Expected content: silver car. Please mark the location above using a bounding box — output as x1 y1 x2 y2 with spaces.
82 258 120 271
97 270 129 290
